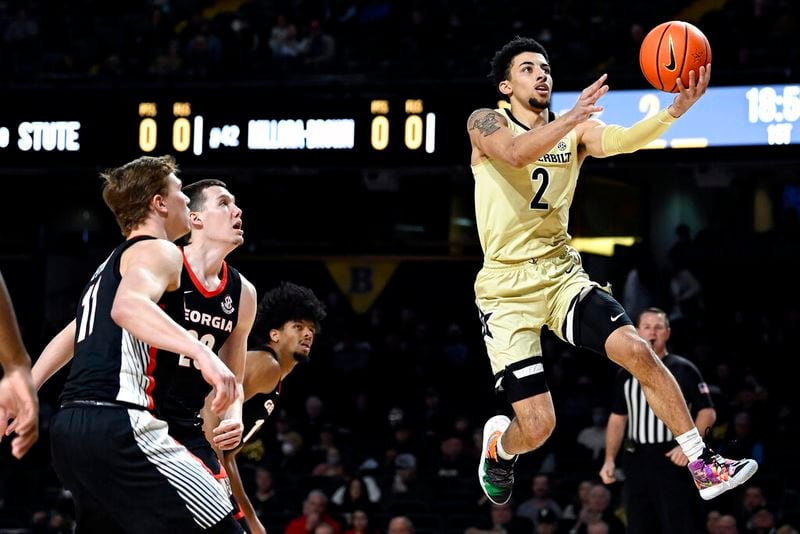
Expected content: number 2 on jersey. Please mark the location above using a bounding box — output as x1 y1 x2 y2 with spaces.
530 167 550 210
178 330 216 368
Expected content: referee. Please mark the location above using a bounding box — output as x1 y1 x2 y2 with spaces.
599 307 716 534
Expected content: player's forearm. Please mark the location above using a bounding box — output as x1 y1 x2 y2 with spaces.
111 293 210 360
224 453 259 530
0 276 30 370
601 108 677 156
32 320 76 390
513 115 581 166
221 384 244 422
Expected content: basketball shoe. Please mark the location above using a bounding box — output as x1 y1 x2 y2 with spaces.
478 415 516 505
689 447 759 500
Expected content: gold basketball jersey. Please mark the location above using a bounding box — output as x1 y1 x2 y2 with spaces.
472 108 581 265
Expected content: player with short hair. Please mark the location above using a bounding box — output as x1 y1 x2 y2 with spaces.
35 156 242 532
151 178 257 525
468 36 756 506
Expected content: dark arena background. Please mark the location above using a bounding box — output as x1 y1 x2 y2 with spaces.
1 0 799 532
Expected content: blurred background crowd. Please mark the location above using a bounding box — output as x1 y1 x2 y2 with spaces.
1 0 800 533
0 0 797 86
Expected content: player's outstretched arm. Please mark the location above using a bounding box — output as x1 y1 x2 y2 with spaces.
581 65 711 158
0 272 38 459
468 74 608 167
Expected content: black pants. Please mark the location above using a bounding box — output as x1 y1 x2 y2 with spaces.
622 443 705 534
50 405 243 534
179 431 250 532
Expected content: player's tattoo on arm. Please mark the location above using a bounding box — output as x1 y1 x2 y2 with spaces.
469 109 503 136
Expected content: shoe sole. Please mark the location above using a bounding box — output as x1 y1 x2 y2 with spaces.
699 460 759 500
478 415 512 505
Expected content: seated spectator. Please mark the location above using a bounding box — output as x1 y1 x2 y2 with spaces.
300 19 336 66
516 473 563 526
537 507 559 534
343 508 382 534
565 484 624 534
250 466 290 517
285 489 343 534
387 515 414 534
331 475 382 524
465 500 534 534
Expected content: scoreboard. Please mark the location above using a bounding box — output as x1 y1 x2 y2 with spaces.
1 82 798 169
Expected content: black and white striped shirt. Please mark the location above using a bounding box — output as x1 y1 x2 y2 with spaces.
611 353 713 445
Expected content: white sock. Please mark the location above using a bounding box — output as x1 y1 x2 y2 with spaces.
675 427 705 462
496 434 516 461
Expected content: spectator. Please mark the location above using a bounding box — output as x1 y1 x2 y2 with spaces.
465 500 535 534
300 19 336 67
331 475 381 524
285 489 343 534
516 473 563 526
386 515 414 534
537 507 560 534
343 508 381 534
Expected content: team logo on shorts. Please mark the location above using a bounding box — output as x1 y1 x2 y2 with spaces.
221 294 235 315
479 311 494 339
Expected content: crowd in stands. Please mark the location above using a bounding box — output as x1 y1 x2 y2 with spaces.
2 215 800 532
0 0 797 87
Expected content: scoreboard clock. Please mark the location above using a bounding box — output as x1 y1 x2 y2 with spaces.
0 82 797 169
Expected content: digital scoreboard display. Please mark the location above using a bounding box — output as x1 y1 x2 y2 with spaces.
0 83 797 169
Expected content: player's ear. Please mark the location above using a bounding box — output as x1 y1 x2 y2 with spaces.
270 328 280 343
152 194 167 213
498 80 512 96
189 211 202 227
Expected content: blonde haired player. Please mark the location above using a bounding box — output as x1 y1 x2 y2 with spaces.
468 36 756 506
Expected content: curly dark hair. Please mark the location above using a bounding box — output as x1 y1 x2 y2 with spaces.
254 281 326 337
489 36 549 88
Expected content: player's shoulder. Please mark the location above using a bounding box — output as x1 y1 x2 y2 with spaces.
246 349 281 394
130 236 181 254
237 272 257 296
124 237 183 267
467 107 509 130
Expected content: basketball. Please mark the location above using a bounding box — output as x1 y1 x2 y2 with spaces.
639 21 711 93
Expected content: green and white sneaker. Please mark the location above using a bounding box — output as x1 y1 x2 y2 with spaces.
478 415 516 505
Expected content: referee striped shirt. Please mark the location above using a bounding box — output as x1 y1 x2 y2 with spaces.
611 353 714 445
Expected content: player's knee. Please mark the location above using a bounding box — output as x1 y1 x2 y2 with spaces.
616 335 660 373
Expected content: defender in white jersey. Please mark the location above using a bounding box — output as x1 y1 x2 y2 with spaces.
41 156 241 533
469 36 756 506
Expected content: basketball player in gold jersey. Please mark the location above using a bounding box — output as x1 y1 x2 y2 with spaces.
469 36 757 505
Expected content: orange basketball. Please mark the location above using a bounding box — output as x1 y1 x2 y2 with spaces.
639 21 711 93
